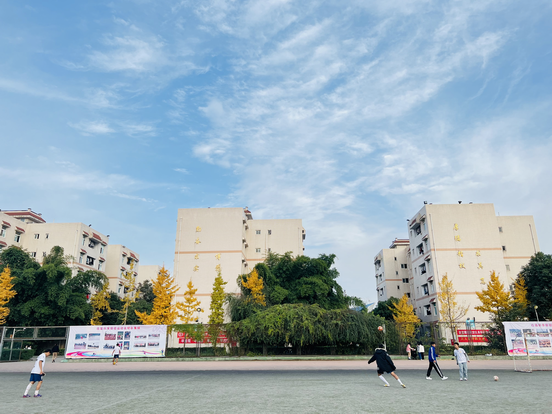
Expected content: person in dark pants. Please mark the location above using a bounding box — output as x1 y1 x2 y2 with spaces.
368 344 406 388
417 342 425 360
426 341 448 380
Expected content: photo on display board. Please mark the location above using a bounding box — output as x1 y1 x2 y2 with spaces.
135 334 147 339
123 341 130 350
149 334 160 338
89 333 101 339
510 329 522 338
148 342 159 347
134 342 146 348
87 343 99 349
117 331 124 341
104 343 115 350
74 342 86 350
105 333 116 340
539 339 551 348
75 333 87 340
124 331 131 340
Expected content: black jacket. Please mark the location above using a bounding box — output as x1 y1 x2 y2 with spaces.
368 348 396 372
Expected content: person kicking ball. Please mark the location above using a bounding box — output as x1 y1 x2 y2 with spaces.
23 349 51 398
368 344 406 388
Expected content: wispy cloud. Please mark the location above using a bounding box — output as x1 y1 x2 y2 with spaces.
68 121 114 135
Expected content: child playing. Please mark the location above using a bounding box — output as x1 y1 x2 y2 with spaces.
112 343 121 365
453 342 470 380
368 344 406 388
23 349 51 398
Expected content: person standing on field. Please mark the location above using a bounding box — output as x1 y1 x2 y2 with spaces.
51 344 59 363
23 349 51 398
426 341 448 380
406 343 412 360
112 343 121 365
417 342 425 360
368 344 406 388
453 342 470 380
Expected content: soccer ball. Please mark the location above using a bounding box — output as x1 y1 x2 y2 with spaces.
493 376 499 381
378 326 384 331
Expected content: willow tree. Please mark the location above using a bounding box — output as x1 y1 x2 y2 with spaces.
0 267 16 325
90 282 112 325
136 267 180 331
438 274 468 341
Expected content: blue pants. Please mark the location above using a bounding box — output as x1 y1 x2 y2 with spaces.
458 362 468 379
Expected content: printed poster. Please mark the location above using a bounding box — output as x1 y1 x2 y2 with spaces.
503 321 552 356
66 325 167 359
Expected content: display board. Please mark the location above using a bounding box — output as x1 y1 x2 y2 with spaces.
503 321 552 356
457 329 489 344
66 325 167 359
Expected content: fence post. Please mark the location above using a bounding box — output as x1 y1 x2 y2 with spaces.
0 326 5 360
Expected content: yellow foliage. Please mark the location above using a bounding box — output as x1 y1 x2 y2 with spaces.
90 282 112 325
208 271 227 326
120 262 137 325
136 267 180 330
0 267 16 325
176 280 203 323
438 273 469 340
512 278 528 311
475 271 512 316
392 294 420 338
241 269 266 306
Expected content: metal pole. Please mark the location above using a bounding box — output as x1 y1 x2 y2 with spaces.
0 326 6 360
534 306 540 322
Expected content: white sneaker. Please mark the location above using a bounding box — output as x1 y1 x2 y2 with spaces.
401 383 406 388
426 377 432 380
442 377 448 381
459 378 463 381
384 384 390 387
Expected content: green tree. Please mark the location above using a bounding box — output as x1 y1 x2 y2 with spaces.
0 246 105 326
208 271 227 352
437 273 469 341
137 280 155 303
519 252 552 319
372 297 400 320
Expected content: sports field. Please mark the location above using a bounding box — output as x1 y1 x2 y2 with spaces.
0 359 550 413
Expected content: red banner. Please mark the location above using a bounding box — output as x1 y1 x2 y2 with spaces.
176 331 235 345
457 329 489 344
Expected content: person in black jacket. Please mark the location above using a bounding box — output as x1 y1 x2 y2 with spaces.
368 344 406 388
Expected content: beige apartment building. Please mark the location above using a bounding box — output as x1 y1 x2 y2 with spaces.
173 207 306 325
375 203 539 324
104 244 140 296
374 239 411 301
138 265 162 284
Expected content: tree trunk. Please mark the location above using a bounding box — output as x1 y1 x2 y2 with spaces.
296 345 301 355
263 344 267 356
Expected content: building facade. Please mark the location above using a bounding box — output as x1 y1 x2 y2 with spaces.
374 239 411 302
374 203 539 323
104 244 140 296
173 207 306 324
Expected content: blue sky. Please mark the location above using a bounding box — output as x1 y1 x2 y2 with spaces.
1 1 551 303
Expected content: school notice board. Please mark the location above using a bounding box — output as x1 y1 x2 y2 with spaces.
503 321 552 356
66 325 167 359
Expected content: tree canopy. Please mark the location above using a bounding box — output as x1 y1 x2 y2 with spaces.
519 252 552 319
372 297 400 321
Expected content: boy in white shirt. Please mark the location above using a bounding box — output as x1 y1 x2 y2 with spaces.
112 343 122 365
453 342 470 380
23 349 51 398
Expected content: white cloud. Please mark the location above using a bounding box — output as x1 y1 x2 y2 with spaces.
174 168 189 174
68 121 114 135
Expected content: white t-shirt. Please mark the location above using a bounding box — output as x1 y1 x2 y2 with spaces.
454 348 469 364
31 353 46 374
418 345 425 353
113 345 121 355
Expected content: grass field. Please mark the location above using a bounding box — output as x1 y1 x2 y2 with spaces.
0 368 550 413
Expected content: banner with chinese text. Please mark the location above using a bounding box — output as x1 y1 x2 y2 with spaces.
66 325 167 359
503 321 552 356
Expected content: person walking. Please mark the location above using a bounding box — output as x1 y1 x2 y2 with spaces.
368 344 406 388
426 342 448 380
112 343 121 365
417 342 425 360
23 349 51 398
453 342 470 380
406 343 412 360
51 344 60 363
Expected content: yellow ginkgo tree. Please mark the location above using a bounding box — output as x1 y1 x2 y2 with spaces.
0 267 16 325
90 281 112 325
475 271 512 317
438 273 469 341
392 294 420 339
240 269 266 306
135 267 180 332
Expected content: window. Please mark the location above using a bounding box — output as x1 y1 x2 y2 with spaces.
34 234 40 239
506 264 510 271
397 285 400 290
256 230 261 235
256 248 261 253
422 284 429 296
406 293 411 298
402 278 409 283
30 252 37 258
268 248 271 252
432 302 438 316
42 252 47 257
118 284 122 294
498 227 503 233
14 233 21 243
424 305 432 316
79 254 83 264
98 262 103 271
45 233 49 239
268 230 272 235
420 264 426 274
88 240 96 249
401 264 407 269
127 257 132 265
396 271 399 275
82 237 86 246
86 256 95 266
0 228 6 237
429 281 434 293
394 257 397 261
100 246 104 254
502 245 506 251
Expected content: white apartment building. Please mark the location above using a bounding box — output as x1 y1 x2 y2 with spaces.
173 207 306 324
374 203 540 324
104 244 140 296
374 239 411 301
0 209 109 272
